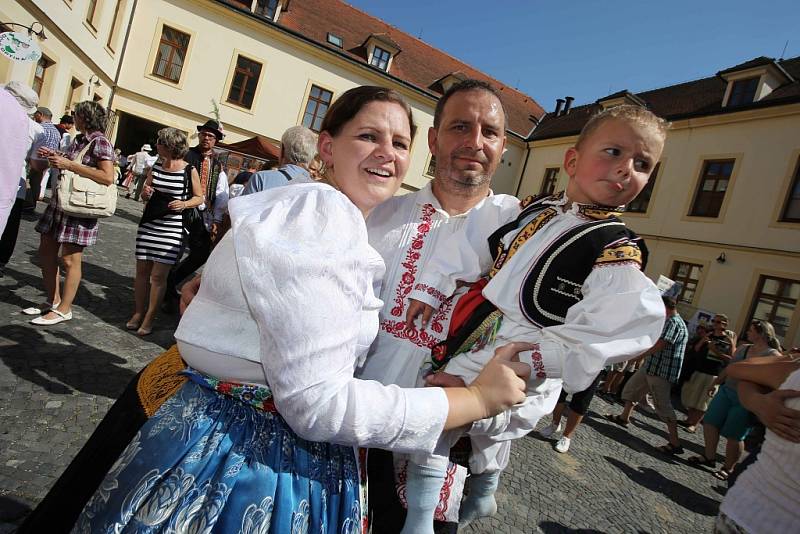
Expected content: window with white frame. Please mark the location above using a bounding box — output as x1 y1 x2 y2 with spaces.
370 46 391 71
302 85 333 132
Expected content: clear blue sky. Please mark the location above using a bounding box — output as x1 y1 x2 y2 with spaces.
346 0 799 113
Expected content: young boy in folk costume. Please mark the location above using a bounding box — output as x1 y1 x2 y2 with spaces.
400 105 669 532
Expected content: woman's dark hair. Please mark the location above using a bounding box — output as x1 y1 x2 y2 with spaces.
73 101 108 133
319 86 416 140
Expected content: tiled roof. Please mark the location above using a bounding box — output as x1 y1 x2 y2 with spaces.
531 56 800 142
219 0 545 137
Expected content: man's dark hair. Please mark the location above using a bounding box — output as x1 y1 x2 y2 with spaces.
662 296 677 310
433 79 507 130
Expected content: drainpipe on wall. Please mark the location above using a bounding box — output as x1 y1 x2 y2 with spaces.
106 0 138 113
515 113 542 198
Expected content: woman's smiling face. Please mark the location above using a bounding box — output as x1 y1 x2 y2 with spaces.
318 100 411 216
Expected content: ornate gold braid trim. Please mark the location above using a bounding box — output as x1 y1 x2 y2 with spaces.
453 310 503 358
136 344 188 417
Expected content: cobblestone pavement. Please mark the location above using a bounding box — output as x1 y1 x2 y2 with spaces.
0 196 728 532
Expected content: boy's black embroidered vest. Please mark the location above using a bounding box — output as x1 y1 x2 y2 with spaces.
493 194 648 328
430 193 647 371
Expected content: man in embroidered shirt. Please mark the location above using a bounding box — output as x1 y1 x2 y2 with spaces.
360 79 519 533
608 296 688 453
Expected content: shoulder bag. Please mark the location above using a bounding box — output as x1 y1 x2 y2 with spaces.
57 139 118 218
181 164 207 249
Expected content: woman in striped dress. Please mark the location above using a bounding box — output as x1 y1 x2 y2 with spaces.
128 127 202 336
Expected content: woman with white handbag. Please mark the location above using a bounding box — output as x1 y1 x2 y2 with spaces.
25 101 116 326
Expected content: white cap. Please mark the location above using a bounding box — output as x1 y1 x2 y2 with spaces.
2 81 38 114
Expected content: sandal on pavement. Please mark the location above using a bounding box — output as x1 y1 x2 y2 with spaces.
30 309 72 326
136 326 153 337
712 468 732 481
684 425 697 434
126 317 142 330
21 302 59 316
657 443 685 455
606 414 629 428
688 455 716 468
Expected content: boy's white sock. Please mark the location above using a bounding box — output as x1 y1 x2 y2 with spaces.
459 470 500 525
400 462 445 534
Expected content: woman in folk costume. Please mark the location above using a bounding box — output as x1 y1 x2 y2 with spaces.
64 86 530 533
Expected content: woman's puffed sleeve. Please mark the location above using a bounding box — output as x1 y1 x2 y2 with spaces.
527 265 665 393
409 194 520 308
231 186 448 452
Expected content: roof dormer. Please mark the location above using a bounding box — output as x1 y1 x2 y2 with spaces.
429 71 467 93
364 33 400 72
596 90 647 110
253 0 287 22
718 57 794 107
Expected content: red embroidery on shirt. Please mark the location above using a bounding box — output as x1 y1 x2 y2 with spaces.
529 343 547 379
413 283 447 304
381 203 454 348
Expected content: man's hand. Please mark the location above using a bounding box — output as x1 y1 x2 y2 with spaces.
426 372 466 388
752 389 800 442
179 275 202 315
405 298 435 329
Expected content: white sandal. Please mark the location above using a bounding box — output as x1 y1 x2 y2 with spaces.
30 309 72 325
21 302 59 316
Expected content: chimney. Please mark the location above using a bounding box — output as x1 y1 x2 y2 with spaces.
563 96 574 114
554 98 565 116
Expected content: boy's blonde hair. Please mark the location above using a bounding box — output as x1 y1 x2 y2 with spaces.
576 105 670 149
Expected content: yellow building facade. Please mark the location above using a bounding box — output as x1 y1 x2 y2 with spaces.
2 0 541 193
518 59 800 347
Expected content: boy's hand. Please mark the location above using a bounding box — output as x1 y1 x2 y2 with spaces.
426 372 466 388
406 298 435 329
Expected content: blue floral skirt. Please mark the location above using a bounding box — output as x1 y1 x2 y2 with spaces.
72 375 363 533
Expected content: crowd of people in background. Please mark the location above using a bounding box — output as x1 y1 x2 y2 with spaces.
2 77 798 534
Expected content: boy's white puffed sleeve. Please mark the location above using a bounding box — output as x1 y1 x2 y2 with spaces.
231 185 448 452
523 264 665 393
409 194 520 308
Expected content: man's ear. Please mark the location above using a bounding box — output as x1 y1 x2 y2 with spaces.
564 147 578 178
318 131 334 167
427 126 438 156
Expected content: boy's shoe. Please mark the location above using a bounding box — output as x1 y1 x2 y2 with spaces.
538 422 563 438
555 436 571 453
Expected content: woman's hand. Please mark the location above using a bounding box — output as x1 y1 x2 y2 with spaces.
141 184 154 201
468 342 533 418
38 146 56 159
707 386 717 397
426 372 466 388
751 389 800 442
47 154 73 171
168 199 185 212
